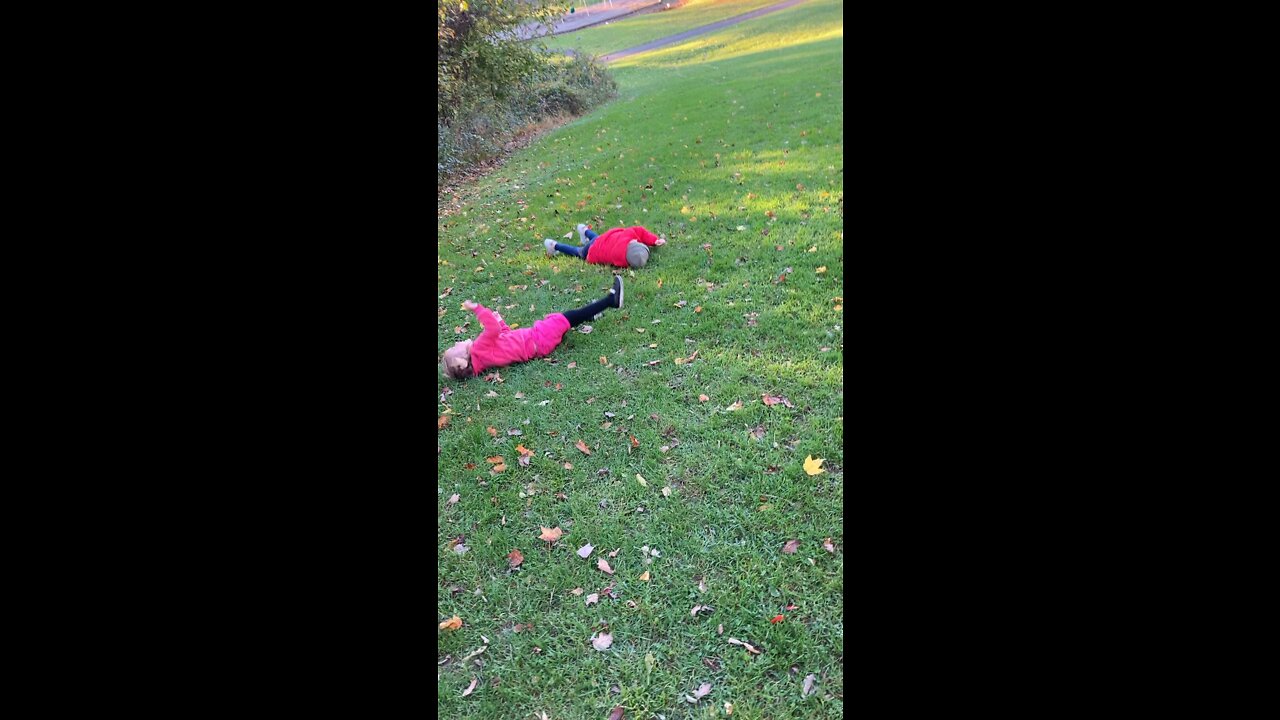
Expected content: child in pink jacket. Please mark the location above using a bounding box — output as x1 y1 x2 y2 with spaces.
441 276 624 379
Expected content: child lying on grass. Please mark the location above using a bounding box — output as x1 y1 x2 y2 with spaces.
543 223 666 269
441 276 624 379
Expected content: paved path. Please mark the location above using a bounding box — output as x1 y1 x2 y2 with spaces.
599 0 809 62
517 0 665 40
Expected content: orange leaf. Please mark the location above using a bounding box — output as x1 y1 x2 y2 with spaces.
438 416 450 429
762 394 783 406
575 440 592 455
486 456 504 464
770 614 785 624
698 394 709 402
508 549 524 567
782 539 800 554
491 463 506 473
487 426 497 437
439 615 463 631
516 444 533 456
630 435 639 449
539 526 563 543
639 571 650 582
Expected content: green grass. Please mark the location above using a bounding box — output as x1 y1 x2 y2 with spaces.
439 1 843 718
541 0 785 57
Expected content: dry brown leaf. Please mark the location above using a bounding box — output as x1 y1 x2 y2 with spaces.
514 391 526 399
447 493 460 505
539 526 564 543
592 632 613 651
823 538 836 553
439 615 463 631
629 435 639 448
727 637 762 655
568 361 577 368
461 676 478 697
608 706 625 720
508 428 523 436
802 673 817 697
725 701 734 715
518 454 531 467
585 593 599 606
508 549 524 567
694 306 703 313
486 456 504 464
516 444 533 456
597 558 614 575
762 394 783 406
569 587 584 596
599 356 609 366
686 682 712 703
438 415 450 429
725 401 743 411
782 539 800 554
698 394 709 402
491 463 506 473
639 571 650 582
575 440 592 455
487 426 497 437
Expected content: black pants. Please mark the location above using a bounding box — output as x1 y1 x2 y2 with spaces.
561 293 613 327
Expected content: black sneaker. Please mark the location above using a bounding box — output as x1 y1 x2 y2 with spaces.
612 275 624 309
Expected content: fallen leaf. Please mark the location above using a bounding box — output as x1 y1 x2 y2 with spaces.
694 306 703 313
448 493 460 505
698 394 709 402
518 454 531 467
803 456 825 475
636 474 648 487
725 701 734 715
487 426 497 437
438 416 450 429
486 456 504 464
597 558 614 575
439 615 463 631
661 486 671 497
608 548 620 558
823 538 836 553
750 425 765 440
577 543 595 559
569 587 584 596
453 543 469 555
585 593 599 606
491 463 506 473
727 637 762 655
691 604 703 616
771 614 785 624
675 300 688 308
461 676 478 697
592 632 613 651
516 443 533 456
762 394 783 406
579 324 593 334
460 645 487 662
717 624 723 635
802 673 817 697
725 401 743 411
508 549 524 567
539 527 563 543
514 391 526 399
782 539 800 554
563 462 574 470
816 266 827 273
686 682 712 703
576 440 592 455
508 428 523 436
638 571 650 583
607 706 625 720
599 356 609 365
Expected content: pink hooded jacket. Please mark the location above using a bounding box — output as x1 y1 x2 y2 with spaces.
467 304 571 375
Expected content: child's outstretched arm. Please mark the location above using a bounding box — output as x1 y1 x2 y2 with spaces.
463 300 508 336
633 227 666 246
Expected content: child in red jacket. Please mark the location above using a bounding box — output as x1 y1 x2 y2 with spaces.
441 277 624 379
543 223 667 269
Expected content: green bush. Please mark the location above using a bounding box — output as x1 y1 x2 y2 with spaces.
438 1 615 184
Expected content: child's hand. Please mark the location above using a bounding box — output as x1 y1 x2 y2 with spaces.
655 237 667 246
462 300 478 310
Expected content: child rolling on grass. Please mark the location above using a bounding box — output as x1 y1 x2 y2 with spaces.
543 223 667 269
441 276 624 379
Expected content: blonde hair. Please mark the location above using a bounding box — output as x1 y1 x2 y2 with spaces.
441 345 472 379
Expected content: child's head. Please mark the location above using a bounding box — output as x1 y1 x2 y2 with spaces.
441 339 473 379
626 240 650 269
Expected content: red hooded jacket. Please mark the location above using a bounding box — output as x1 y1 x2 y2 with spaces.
585 226 660 267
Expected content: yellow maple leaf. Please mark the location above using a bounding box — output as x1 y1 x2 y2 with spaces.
816 266 827 274
803 455 825 475
439 615 463 631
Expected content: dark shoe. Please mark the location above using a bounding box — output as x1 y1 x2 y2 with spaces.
612 275 624 309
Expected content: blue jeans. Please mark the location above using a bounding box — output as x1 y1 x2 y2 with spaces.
554 228 598 259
